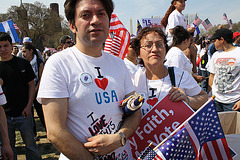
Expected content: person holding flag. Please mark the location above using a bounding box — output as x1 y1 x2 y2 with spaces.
131 27 208 117
161 0 195 46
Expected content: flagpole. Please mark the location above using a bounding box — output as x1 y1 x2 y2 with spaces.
153 96 215 151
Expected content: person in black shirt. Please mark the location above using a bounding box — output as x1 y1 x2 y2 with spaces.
0 32 42 160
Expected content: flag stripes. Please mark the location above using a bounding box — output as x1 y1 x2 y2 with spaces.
104 14 130 59
0 20 19 43
138 99 233 160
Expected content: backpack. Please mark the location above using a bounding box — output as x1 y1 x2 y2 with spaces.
201 51 208 69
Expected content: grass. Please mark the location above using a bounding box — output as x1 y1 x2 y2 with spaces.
15 110 60 159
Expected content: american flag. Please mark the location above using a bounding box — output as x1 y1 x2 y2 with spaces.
202 18 213 31
222 13 233 30
223 13 228 22
104 14 130 59
228 19 233 30
138 145 161 160
13 22 22 35
9 18 22 35
193 15 203 27
138 99 233 160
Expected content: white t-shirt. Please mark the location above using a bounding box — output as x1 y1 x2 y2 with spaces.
132 67 201 117
0 86 6 105
166 10 187 46
124 58 140 76
165 47 193 73
37 46 134 159
208 47 240 103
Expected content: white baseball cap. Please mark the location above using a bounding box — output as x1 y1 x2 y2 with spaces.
23 37 32 43
43 48 50 53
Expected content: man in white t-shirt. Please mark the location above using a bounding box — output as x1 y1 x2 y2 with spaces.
0 79 13 160
37 0 141 159
209 28 240 112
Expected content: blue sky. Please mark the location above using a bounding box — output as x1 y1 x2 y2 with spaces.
1 0 240 34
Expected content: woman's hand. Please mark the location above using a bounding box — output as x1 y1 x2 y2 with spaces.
168 87 189 104
187 27 196 33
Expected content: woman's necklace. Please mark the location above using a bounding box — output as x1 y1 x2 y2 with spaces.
145 67 166 109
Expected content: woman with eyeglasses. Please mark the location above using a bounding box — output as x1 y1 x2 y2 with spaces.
131 27 207 117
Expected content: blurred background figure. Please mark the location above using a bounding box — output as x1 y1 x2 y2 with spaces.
17 37 45 62
124 38 141 76
11 45 19 56
60 35 73 50
22 44 46 140
161 0 195 46
43 48 52 61
233 32 240 47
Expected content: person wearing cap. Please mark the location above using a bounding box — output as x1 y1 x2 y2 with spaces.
17 37 45 62
161 0 195 46
233 32 240 47
208 28 240 112
43 48 51 61
60 35 73 50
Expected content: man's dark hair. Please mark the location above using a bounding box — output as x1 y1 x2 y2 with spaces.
60 35 72 44
22 44 39 58
64 0 114 26
0 32 12 45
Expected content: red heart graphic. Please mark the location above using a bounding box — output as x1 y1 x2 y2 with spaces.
95 78 108 90
147 98 158 106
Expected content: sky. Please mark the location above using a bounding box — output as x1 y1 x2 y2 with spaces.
1 0 240 34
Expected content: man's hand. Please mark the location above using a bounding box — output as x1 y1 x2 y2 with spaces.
22 105 32 118
1 143 13 160
193 74 205 83
84 134 121 156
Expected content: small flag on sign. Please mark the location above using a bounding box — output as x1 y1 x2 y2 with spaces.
0 20 19 43
136 19 142 35
202 18 213 31
104 14 130 59
138 98 233 160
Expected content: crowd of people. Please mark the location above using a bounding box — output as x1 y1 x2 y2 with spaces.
0 0 240 159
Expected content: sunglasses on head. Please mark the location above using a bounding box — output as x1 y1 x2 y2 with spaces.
66 41 73 44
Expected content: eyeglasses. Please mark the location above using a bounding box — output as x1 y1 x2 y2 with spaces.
140 43 165 51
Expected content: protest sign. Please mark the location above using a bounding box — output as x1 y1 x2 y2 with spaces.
129 94 194 159
141 18 163 29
